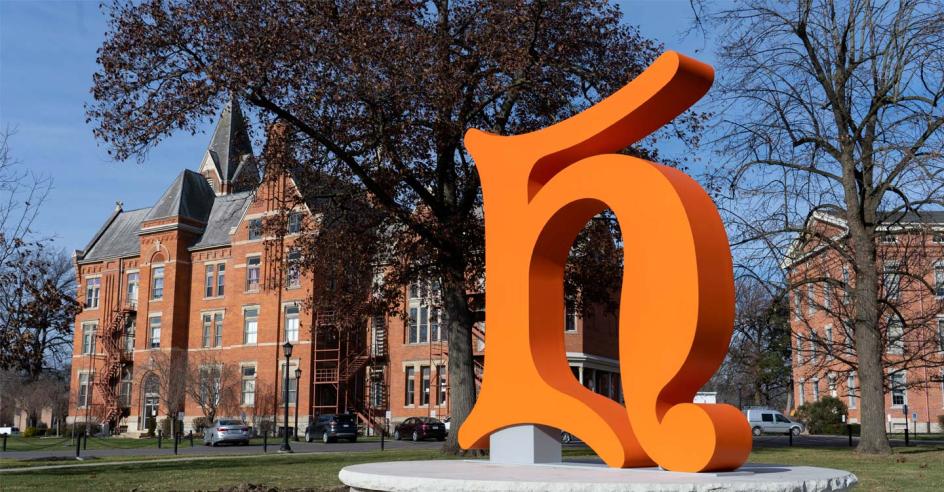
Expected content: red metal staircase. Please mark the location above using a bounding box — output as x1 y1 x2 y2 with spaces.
95 307 134 430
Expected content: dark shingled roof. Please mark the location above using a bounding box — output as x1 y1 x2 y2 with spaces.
81 208 151 262
207 98 254 184
143 170 216 223
189 191 253 250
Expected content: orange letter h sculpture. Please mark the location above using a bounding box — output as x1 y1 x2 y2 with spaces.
458 51 751 473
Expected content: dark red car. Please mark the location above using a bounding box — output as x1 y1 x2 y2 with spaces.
393 417 446 441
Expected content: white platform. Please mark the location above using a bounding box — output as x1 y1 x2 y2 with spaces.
339 460 858 491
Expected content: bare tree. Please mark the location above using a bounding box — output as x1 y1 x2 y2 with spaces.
139 351 187 428
184 352 240 423
709 0 944 453
710 278 792 410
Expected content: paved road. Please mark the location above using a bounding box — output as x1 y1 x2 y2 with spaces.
4 434 941 463
2 437 442 461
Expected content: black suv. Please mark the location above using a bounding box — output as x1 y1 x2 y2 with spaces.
305 414 358 443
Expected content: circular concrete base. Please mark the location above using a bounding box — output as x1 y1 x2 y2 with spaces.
338 460 858 491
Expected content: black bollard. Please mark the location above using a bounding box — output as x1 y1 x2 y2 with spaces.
904 427 910 447
173 432 178 455
380 427 385 452
788 430 793 447
158 429 162 449
189 430 194 447
2 434 6 452
83 431 88 450
263 429 268 453
75 432 82 459
848 424 853 447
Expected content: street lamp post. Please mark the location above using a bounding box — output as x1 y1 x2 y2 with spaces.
294 367 302 441
280 341 294 453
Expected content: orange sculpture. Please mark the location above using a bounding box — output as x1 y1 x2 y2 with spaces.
458 51 751 472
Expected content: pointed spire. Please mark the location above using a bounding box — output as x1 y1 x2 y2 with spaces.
206 95 254 189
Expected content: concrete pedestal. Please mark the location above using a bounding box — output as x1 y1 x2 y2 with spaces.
338 460 858 491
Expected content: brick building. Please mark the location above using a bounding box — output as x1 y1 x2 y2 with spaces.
67 102 627 435
786 211 944 432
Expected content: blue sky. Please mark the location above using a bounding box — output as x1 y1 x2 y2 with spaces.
0 0 717 254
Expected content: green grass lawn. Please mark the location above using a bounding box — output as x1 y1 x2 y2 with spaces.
1 436 160 452
1 445 941 491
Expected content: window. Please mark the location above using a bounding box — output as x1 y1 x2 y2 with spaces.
934 233 944 243
85 277 100 308
244 307 259 344
205 264 215 297
828 372 837 397
437 365 447 406
882 234 897 243
371 379 385 407
119 368 132 407
285 304 300 342
148 315 161 349
241 366 256 406
286 250 301 288
938 318 944 352
78 373 91 407
848 373 857 409
81 322 97 355
883 262 900 301
288 212 302 234
890 371 906 406
812 379 820 401
202 312 223 348
217 264 225 296
761 413 774 422
202 314 212 347
282 362 298 405
200 366 222 405
935 264 944 297
807 283 816 315
126 272 139 307
793 290 802 319
823 282 832 311
151 266 164 300
430 308 441 342
810 330 819 362
214 313 223 347
124 318 135 353
887 317 904 354
248 218 262 240
421 366 431 406
419 306 429 343
405 367 415 406
408 307 418 344
246 257 261 291
565 298 578 332
798 380 805 406
825 325 833 359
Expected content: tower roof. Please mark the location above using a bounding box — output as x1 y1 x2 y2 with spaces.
143 169 216 223
207 97 254 184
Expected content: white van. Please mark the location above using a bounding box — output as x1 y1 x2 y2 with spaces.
743 408 803 436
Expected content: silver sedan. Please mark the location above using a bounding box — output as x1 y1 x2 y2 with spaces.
203 419 251 446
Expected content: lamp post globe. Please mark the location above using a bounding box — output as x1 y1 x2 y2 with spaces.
280 341 294 453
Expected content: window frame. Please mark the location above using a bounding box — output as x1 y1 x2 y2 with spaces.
245 256 261 292
248 218 263 240
81 321 98 355
151 265 165 300
148 315 161 349
404 366 415 407
243 307 259 345
85 277 101 309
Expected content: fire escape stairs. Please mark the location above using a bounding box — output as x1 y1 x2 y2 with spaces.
94 308 134 429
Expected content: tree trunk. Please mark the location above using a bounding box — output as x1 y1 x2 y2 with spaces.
440 259 476 454
849 223 892 454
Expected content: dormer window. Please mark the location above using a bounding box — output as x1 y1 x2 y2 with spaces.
248 218 263 240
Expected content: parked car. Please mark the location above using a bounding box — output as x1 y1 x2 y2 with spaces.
0 427 20 436
305 414 358 443
561 431 582 444
394 417 446 442
203 419 251 446
743 408 803 436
